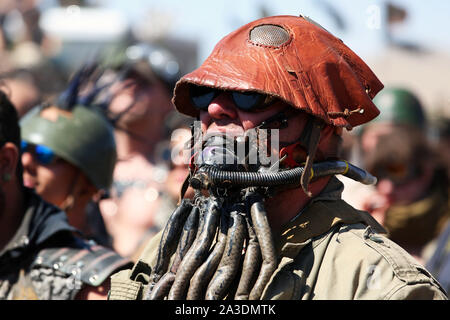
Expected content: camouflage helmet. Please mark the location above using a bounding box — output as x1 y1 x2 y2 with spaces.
20 104 117 191
370 87 427 129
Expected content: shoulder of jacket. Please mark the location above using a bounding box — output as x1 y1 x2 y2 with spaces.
31 239 133 287
108 232 162 300
344 224 447 296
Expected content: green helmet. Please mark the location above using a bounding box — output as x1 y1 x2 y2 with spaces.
371 87 427 129
20 105 117 190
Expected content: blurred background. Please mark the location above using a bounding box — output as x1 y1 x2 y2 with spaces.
0 0 448 120
1 0 449 285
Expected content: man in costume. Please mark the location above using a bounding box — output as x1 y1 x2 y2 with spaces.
108 15 446 300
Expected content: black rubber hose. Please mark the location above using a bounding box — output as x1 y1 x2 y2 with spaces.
246 192 277 300
168 197 221 300
190 160 376 189
187 211 229 300
205 206 246 300
146 199 193 290
147 205 200 300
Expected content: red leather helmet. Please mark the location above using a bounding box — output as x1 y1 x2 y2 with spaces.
173 15 383 130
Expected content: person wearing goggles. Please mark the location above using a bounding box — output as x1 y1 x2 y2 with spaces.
21 139 82 208
359 88 450 269
0 89 131 300
19 64 118 248
109 16 446 300
20 101 116 242
21 141 56 165
190 86 278 112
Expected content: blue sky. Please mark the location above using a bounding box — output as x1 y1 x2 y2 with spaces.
96 0 450 64
36 0 449 116
38 0 450 68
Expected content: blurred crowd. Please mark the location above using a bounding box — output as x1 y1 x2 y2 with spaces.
0 0 194 258
339 87 450 293
0 1 449 298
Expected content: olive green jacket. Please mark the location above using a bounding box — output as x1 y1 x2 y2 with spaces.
109 179 447 300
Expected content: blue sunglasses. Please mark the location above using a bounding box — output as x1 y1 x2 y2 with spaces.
190 86 277 112
21 141 57 165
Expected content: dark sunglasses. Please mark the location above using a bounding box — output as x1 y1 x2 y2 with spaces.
21 141 57 165
190 86 277 112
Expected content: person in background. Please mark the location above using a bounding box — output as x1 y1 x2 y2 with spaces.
20 65 117 247
109 16 446 300
0 69 41 118
130 112 194 261
360 87 449 265
98 43 182 258
337 129 375 210
423 117 450 294
0 89 131 300
433 117 450 179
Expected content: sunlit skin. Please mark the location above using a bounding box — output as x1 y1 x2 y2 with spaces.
199 91 336 233
99 154 164 256
0 78 40 118
21 152 79 207
23 150 99 232
360 123 395 155
376 166 434 205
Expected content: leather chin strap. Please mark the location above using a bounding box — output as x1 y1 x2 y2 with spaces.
300 120 324 197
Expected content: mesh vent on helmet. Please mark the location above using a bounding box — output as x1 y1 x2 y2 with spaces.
249 24 290 47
